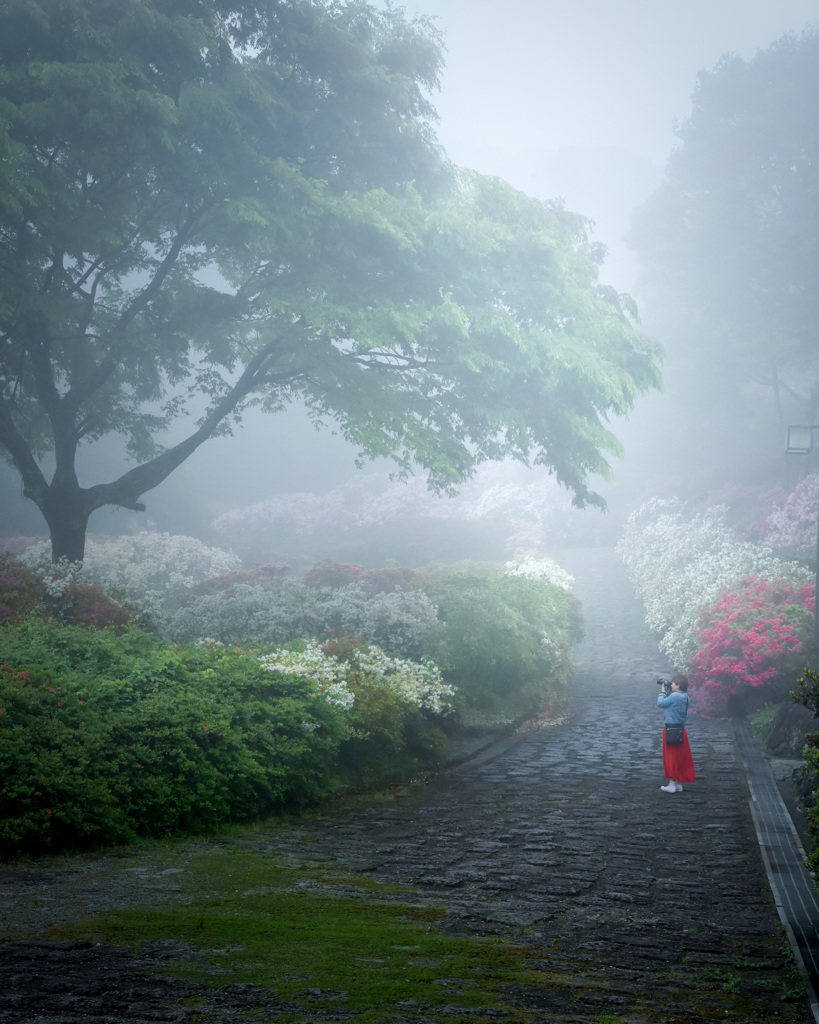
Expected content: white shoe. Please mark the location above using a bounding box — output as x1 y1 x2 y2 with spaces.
675 783 684 792
660 782 677 793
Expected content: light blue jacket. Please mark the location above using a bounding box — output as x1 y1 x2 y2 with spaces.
657 690 689 724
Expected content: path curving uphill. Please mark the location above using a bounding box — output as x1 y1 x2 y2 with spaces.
242 546 810 1020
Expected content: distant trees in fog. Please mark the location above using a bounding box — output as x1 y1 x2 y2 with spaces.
630 29 819 488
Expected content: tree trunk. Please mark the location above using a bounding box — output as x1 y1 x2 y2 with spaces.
41 484 92 563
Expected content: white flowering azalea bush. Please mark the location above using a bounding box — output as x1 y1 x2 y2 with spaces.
259 639 454 715
258 640 354 710
259 636 456 787
22 533 240 629
170 579 438 659
617 498 813 712
346 645 455 715
505 556 574 590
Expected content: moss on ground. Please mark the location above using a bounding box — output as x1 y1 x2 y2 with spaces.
46 845 545 1023
31 839 813 1023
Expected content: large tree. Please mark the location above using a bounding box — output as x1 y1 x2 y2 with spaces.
0 0 661 561
629 29 819 483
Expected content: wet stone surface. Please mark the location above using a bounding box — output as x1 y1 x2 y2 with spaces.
0 548 814 1022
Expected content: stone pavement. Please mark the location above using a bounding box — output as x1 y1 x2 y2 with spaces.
1 546 817 1023
230 546 816 1021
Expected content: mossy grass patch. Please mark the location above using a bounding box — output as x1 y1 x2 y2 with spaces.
45 845 546 1022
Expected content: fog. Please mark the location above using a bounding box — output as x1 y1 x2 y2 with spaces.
402 0 818 288
4 0 819 554
396 0 819 527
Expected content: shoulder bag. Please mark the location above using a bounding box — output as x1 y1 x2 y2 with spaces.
665 722 685 745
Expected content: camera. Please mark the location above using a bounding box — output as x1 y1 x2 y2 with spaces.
656 677 671 694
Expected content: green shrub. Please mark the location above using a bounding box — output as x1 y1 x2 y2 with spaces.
804 743 819 874
0 620 347 858
324 634 450 787
792 668 819 874
422 565 582 721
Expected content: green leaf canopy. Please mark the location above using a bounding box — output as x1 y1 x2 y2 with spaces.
0 0 661 560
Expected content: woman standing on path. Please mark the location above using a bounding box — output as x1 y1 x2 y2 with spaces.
658 675 696 793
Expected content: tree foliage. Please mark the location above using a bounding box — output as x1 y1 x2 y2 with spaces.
0 0 661 561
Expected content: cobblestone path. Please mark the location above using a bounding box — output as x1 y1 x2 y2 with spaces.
230 547 812 1021
1 547 814 1022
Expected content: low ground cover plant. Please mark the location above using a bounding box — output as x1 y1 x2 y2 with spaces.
45 846 551 1024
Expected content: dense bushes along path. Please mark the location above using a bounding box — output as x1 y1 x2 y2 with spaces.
0 548 814 1023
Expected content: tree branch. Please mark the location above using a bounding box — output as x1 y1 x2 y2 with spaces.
65 203 214 413
0 401 49 508
80 333 295 514
350 349 437 371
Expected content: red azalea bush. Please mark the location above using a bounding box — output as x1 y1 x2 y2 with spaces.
690 576 814 715
0 554 47 624
302 561 426 594
0 553 131 629
58 581 132 629
184 563 293 600
301 560 366 588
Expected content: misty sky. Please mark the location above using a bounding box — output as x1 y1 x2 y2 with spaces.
401 0 819 291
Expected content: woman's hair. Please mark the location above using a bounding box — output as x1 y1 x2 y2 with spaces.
671 674 689 692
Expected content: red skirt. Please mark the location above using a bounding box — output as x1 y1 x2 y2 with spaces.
663 726 696 783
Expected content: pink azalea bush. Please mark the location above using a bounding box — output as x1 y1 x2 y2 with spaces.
760 474 819 554
212 463 576 563
689 576 814 714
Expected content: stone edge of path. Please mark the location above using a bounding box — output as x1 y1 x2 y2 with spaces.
734 718 819 1023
